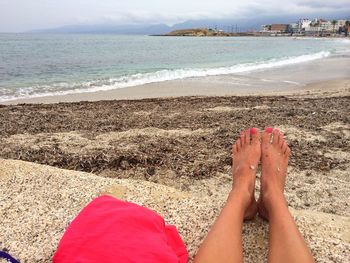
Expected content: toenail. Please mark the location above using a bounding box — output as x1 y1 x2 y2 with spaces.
250 127 258 134
265 127 273 133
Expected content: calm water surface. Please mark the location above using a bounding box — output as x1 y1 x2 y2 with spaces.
0 34 349 101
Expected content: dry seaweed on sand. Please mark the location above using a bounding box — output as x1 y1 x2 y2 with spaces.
0 96 349 178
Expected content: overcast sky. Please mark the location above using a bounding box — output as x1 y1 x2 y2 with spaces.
1 0 349 32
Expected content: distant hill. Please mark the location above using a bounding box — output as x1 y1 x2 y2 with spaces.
30 23 172 35
28 11 350 35
163 28 255 37
164 28 214 36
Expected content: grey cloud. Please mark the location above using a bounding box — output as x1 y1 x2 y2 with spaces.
0 0 349 32
295 0 350 9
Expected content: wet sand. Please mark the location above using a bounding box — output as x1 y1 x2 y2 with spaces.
2 55 350 105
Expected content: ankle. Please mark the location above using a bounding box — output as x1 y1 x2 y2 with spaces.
262 190 287 213
232 167 256 191
233 165 257 177
228 188 252 209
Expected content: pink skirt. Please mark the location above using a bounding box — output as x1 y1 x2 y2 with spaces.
53 195 188 263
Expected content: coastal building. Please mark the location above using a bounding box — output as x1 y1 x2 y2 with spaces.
260 25 271 33
260 24 271 32
306 20 320 33
318 19 333 32
260 17 350 36
336 20 346 27
336 20 348 31
301 18 332 35
299 19 312 31
270 24 290 33
290 23 299 33
259 24 291 35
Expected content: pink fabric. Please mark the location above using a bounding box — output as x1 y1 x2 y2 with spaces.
53 195 188 263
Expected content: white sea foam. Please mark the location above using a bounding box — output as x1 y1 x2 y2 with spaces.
0 51 331 102
336 38 350 44
283 80 302 85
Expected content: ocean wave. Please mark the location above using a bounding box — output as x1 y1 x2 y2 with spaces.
336 38 350 44
0 51 330 102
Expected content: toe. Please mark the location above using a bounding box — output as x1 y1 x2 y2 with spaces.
272 129 279 145
278 132 284 147
281 141 288 153
240 131 245 147
232 143 238 154
285 146 291 156
262 127 273 144
235 138 241 152
251 127 260 144
245 129 251 144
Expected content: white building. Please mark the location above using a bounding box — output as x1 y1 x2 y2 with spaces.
336 20 347 30
337 20 346 26
318 19 332 32
260 24 271 32
290 23 299 33
262 18 348 36
304 18 333 33
299 19 311 31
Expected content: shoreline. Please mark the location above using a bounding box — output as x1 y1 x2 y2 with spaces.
156 32 350 38
2 54 350 105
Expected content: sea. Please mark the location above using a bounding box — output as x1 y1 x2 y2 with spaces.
0 34 349 102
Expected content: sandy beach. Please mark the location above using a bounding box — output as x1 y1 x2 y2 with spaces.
2 54 350 105
0 65 350 262
1 0 350 261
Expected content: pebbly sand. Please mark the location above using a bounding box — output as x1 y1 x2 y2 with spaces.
0 79 350 262
1 159 349 263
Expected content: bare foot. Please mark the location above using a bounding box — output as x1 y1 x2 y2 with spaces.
258 128 291 220
231 128 261 220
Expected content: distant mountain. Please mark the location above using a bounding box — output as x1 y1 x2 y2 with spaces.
30 23 172 35
29 11 349 35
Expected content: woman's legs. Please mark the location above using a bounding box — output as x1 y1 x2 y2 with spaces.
258 128 314 263
194 128 261 263
194 127 315 263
